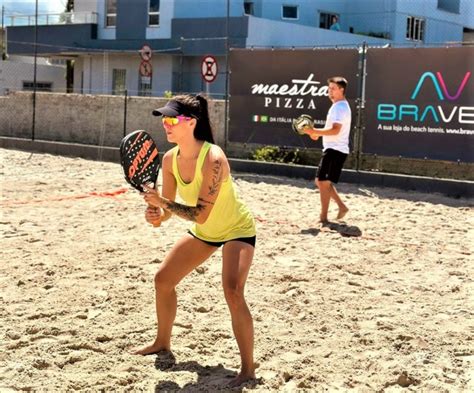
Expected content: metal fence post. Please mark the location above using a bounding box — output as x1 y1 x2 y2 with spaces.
1 5 5 60
32 0 38 141
123 89 128 137
354 41 367 172
179 37 184 93
223 0 230 152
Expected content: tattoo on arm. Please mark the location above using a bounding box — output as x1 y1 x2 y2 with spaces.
208 160 222 196
164 200 205 222
158 159 222 222
198 197 215 206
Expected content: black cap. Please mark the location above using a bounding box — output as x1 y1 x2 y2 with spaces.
152 100 198 118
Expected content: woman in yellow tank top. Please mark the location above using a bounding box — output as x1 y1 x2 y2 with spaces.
135 94 256 387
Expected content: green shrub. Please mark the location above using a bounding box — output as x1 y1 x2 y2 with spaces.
164 90 173 98
252 146 301 164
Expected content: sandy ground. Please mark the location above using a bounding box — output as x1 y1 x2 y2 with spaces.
1 148 473 392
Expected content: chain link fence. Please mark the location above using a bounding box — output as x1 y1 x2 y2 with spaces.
0 1 473 179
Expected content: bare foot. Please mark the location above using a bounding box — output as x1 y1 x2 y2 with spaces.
131 342 169 356
336 206 349 220
228 372 256 388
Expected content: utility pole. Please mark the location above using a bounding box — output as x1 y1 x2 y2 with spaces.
355 42 367 172
223 0 230 152
66 0 74 92
32 0 38 140
1 5 5 60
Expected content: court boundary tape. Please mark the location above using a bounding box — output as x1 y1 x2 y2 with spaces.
1 187 129 207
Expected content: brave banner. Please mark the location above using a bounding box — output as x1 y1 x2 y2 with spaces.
364 47 473 162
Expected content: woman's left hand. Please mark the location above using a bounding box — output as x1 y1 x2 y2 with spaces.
142 184 162 208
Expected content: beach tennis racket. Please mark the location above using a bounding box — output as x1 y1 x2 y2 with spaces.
292 114 314 135
120 130 160 193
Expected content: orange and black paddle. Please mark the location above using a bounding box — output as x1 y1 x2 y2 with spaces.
119 130 160 192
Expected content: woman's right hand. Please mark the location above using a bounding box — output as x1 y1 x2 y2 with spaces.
145 206 162 227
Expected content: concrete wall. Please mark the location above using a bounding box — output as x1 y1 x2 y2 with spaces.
0 91 226 148
116 0 148 40
461 1 474 28
173 0 244 18
246 16 390 47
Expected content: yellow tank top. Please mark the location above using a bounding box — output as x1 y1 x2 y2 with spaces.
171 142 256 242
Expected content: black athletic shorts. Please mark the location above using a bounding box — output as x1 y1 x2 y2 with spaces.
188 231 256 248
316 148 348 183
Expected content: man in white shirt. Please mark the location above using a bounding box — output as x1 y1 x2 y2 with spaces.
304 76 351 224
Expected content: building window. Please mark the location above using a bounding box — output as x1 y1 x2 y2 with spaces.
319 12 339 29
406 16 425 42
48 58 67 66
112 69 126 95
244 2 254 16
149 0 160 26
463 27 474 44
282 5 298 20
437 0 460 14
106 0 117 27
22 81 53 92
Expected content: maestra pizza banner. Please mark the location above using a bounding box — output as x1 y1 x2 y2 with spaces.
228 49 359 148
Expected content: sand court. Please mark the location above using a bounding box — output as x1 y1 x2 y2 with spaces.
1 148 473 391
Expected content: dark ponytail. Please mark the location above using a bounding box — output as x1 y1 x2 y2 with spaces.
172 94 215 144
194 94 215 144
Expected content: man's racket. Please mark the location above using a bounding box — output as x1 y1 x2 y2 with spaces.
292 114 314 135
119 130 160 192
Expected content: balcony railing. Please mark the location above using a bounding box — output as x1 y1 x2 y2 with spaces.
6 12 98 27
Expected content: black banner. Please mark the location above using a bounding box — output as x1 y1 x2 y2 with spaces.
228 49 360 148
364 47 474 162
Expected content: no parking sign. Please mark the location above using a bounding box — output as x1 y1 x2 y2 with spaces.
201 55 218 83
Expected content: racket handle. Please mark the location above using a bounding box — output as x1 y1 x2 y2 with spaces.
145 205 162 228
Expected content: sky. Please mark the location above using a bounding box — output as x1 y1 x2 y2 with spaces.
0 0 67 15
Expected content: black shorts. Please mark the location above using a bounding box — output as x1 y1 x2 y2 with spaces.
187 231 256 248
316 148 347 183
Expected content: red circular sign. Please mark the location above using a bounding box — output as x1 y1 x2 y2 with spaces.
201 55 218 83
139 60 152 77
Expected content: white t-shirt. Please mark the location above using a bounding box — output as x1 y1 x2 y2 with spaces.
322 100 351 154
